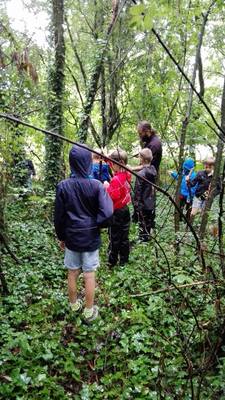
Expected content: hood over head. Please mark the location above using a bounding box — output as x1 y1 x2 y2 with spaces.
183 158 194 172
69 144 92 178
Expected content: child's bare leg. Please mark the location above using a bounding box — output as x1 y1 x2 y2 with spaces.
84 271 95 309
68 269 81 303
190 207 199 224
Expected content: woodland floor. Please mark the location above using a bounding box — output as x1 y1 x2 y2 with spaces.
0 187 225 400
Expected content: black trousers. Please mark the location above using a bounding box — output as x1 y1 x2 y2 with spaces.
138 209 155 242
108 206 130 266
179 196 191 221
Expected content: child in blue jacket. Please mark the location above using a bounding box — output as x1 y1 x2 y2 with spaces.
91 152 111 183
171 158 197 217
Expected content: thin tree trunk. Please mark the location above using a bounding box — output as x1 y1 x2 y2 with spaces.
101 65 107 147
174 7 212 231
77 0 120 143
65 15 87 86
107 51 121 145
198 52 205 98
45 0 65 189
218 160 225 276
199 76 225 239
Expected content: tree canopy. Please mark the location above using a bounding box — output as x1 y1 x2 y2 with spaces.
0 1 225 399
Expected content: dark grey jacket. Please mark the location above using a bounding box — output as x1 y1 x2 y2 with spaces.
133 165 157 211
189 170 221 199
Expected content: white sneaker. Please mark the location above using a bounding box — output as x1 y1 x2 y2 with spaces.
70 299 83 312
83 306 99 323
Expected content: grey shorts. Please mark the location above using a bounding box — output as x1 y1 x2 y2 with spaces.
192 196 205 210
64 248 99 272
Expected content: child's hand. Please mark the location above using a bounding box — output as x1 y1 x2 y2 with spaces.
103 181 110 189
126 164 132 170
200 191 209 201
59 241 65 251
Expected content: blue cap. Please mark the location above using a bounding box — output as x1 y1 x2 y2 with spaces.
182 158 195 171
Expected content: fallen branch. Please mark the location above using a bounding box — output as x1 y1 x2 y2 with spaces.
131 280 222 297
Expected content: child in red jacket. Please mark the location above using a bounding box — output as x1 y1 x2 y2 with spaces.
104 149 131 267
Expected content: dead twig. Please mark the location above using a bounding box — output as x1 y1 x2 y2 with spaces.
131 280 222 297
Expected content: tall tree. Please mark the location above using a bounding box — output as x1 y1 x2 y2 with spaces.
199 76 225 239
77 0 121 143
0 10 40 292
45 0 65 189
174 2 215 231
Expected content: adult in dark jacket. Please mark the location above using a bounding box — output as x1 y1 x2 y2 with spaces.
137 120 162 172
54 144 113 322
133 148 157 241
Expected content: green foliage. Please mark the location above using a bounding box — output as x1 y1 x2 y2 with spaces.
1 193 225 399
1 1 225 396
129 1 171 30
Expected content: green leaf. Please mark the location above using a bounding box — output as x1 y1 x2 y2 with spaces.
130 4 145 16
42 350 53 361
37 373 47 382
20 372 32 385
143 13 153 30
174 274 193 284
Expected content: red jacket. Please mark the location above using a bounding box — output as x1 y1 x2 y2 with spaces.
107 171 131 210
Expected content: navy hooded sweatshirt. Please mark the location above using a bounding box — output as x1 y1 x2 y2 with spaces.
54 145 113 252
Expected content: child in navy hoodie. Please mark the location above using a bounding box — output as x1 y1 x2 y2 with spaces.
104 149 131 267
54 145 113 322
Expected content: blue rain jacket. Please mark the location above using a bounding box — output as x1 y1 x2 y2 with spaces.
91 162 111 182
54 145 113 252
171 159 197 201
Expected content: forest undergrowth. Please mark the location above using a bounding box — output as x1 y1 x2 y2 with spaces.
1 188 225 400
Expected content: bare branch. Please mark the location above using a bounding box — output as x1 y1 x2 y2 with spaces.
66 64 84 106
131 280 222 297
65 15 87 86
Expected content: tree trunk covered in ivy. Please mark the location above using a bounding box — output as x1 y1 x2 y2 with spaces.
45 0 65 189
0 169 9 295
77 0 120 143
